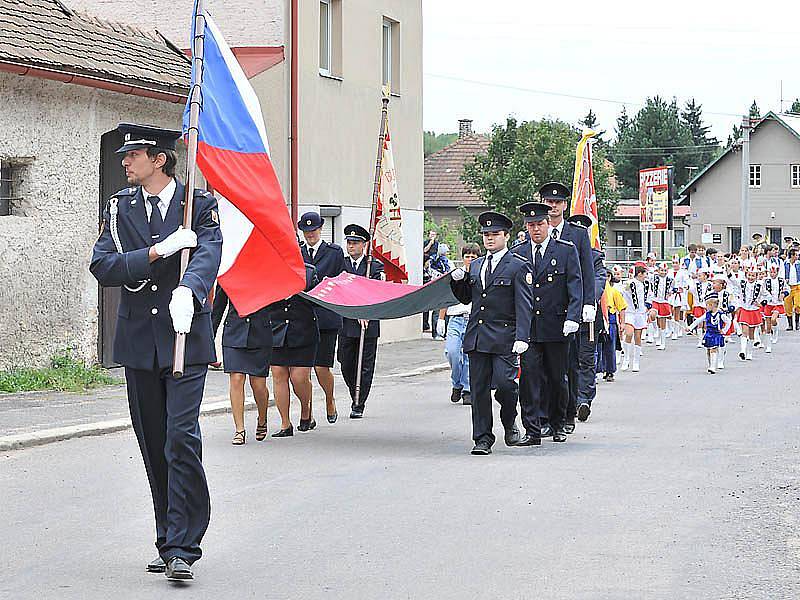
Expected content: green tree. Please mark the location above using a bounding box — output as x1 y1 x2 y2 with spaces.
424 131 458 157
611 96 708 197
749 100 760 119
423 210 459 254
616 106 631 138
457 205 481 244
726 123 742 148
582 108 606 147
680 98 720 174
790 98 800 114
461 116 619 235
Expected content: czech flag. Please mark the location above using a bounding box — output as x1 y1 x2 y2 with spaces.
183 4 305 316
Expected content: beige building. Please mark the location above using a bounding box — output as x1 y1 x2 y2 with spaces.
73 0 425 342
679 111 800 252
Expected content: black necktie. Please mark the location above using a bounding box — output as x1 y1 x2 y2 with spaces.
148 196 163 240
551 228 558 240
352 259 358 271
535 244 543 270
485 253 493 286
309 247 315 261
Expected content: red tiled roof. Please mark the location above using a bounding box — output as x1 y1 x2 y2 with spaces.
614 204 690 219
424 134 490 208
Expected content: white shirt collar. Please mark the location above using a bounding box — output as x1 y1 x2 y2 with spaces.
143 178 176 217
350 253 365 268
486 247 508 263
531 235 550 255
309 239 324 254
550 220 564 238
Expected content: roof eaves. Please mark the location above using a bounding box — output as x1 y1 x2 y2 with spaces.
678 145 733 201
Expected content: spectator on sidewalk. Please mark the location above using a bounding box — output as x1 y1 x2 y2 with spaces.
596 269 626 382
438 243 480 405
428 243 451 340
422 230 439 332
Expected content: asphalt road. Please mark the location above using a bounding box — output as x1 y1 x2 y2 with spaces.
2 333 799 599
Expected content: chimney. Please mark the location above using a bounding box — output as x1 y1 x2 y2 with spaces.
458 119 473 139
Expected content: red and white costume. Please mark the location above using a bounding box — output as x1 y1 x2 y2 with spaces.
622 278 651 331
689 279 712 318
762 276 787 317
650 273 674 317
737 279 764 327
670 267 691 309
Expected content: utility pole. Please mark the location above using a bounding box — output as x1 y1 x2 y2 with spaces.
741 115 751 247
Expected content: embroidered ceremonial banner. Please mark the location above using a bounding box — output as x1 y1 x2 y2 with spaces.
570 128 601 249
372 124 409 283
302 272 458 320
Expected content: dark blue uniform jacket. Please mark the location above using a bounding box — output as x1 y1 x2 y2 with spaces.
222 300 272 350
558 221 596 305
450 251 533 354
301 241 346 332
269 264 320 348
90 183 222 370
512 238 583 342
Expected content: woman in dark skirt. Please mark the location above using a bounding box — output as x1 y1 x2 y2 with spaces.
269 263 320 437
221 292 273 445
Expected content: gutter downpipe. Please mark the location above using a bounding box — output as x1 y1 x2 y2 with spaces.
290 0 299 224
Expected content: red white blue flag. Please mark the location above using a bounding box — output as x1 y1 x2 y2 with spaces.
184 4 305 316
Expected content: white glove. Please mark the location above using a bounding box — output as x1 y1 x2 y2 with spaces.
436 319 446 338
512 340 529 354
154 227 197 258
582 304 597 322
169 286 195 334
563 320 580 336
451 268 466 281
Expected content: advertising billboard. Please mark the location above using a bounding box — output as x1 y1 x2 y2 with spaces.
639 166 674 231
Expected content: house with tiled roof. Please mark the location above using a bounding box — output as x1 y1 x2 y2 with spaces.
0 0 191 369
424 119 489 236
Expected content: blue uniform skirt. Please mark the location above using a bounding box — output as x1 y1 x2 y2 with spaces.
223 346 271 377
271 342 318 367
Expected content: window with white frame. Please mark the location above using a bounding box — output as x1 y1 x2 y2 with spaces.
382 17 400 92
319 1 331 74
749 164 761 188
792 164 800 188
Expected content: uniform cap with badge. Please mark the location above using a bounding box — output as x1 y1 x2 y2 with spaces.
566 213 592 228
298 211 324 231
478 211 513 233
344 224 370 242
518 202 550 223
538 182 571 202
116 123 182 154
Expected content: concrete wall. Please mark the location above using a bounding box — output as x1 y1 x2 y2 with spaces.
67 0 284 47
686 119 800 250
297 0 424 341
0 72 184 369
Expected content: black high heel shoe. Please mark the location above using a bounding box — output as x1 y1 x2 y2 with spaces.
297 418 317 432
271 425 293 437
326 411 338 424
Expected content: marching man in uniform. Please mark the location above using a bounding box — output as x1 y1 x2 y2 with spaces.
450 211 533 455
513 202 582 445
90 124 222 581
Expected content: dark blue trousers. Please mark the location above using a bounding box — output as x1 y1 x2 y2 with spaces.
125 362 210 565
467 351 519 446
596 313 618 375
568 324 597 416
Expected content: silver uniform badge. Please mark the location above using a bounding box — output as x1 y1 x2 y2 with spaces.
551 258 557 266
525 272 533 285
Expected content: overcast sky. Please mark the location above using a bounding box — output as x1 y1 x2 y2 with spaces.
423 0 800 141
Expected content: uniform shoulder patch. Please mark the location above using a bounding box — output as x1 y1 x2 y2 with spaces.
525 272 533 285
194 189 213 198
555 238 575 246
210 208 219 224
112 186 136 198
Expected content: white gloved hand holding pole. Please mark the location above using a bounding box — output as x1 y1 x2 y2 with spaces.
169 286 195 334
436 319 446 338
582 304 597 322
154 227 197 258
563 320 580 336
450 268 466 281
512 341 529 354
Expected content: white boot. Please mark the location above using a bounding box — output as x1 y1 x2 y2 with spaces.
746 340 753 360
739 336 747 360
632 345 641 372
766 340 772 353
753 329 762 349
659 328 667 350
620 342 630 371
771 327 779 345
670 320 678 340
708 351 717 374
718 347 726 369
645 325 654 344
697 329 704 348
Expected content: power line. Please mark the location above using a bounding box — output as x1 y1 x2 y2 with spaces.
424 73 744 118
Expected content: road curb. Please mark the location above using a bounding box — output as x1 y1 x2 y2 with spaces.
0 363 449 451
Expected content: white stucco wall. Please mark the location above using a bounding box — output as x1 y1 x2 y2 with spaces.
0 73 184 369
67 0 284 48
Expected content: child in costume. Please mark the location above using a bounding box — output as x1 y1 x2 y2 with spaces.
687 294 731 374
620 263 651 373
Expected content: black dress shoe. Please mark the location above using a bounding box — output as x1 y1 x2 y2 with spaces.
350 405 364 419
147 556 166 573
450 387 463 403
504 428 521 446
540 424 553 438
577 402 591 422
326 411 338 424
515 433 541 446
553 429 567 442
470 442 492 455
297 418 317 432
165 557 193 581
461 391 472 405
271 425 293 437
564 420 576 434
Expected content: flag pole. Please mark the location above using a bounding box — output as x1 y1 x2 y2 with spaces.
173 0 206 378
354 88 390 406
